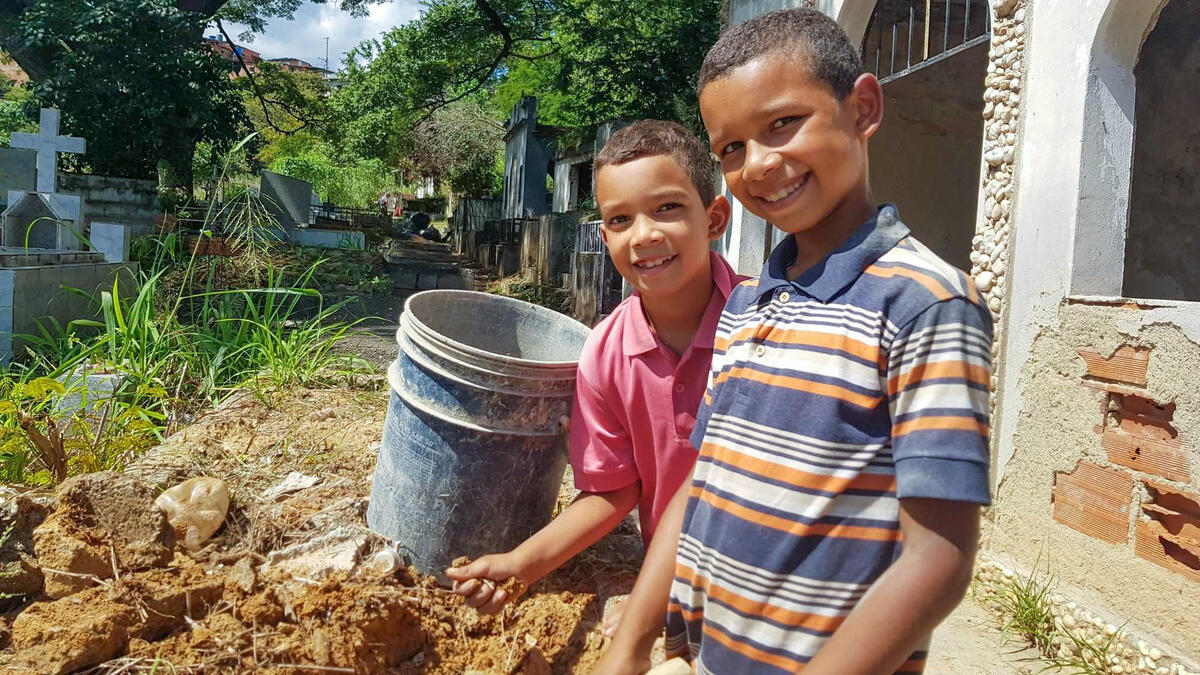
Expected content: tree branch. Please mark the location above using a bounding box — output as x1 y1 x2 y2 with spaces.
215 19 317 134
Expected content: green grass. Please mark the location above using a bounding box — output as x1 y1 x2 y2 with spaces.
0 135 370 487
976 563 1126 675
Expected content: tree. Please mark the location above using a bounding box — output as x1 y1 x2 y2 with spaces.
405 99 505 196
496 0 721 134
14 0 247 182
0 0 384 82
0 0 384 187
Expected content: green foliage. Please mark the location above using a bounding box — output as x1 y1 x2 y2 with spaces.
14 0 247 180
495 0 721 133
270 146 401 207
977 563 1128 675
0 75 35 146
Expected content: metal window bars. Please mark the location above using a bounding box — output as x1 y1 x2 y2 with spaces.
863 0 992 85
576 220 605 255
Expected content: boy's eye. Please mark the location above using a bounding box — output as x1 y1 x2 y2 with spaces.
656 203 681 213
720 141 744 157
607 215 630 227
771 116 801 130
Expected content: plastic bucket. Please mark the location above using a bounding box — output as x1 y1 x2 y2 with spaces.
366 290 591 576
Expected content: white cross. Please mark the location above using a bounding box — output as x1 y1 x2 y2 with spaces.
9 108 86 194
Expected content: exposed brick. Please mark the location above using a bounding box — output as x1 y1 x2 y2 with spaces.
1052 461 1134 544
1077 345 1150 387
1135 481 1200 581
1104 430 1191 482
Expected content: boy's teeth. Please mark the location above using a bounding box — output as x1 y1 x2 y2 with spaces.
764 180 803 203
637 256 673 268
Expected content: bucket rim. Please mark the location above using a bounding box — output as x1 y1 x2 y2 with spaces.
386 360 566 437
403 289 590 369
397 317 579 383
397 329 576 400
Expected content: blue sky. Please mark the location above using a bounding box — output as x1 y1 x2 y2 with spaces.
211 1 422 69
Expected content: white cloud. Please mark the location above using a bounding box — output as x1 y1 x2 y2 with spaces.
210 1 421 70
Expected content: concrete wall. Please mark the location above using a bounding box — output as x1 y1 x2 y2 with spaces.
870 42 988 270
1122 0 1200 301
993 0 1200 662
288 227 365 250
503 98 554 220
0 261 136 365
57 174 158 235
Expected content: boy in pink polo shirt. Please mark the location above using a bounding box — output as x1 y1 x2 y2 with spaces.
446 120 741 623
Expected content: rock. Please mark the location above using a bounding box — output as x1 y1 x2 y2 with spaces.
31 513 111 599
0 496 50 600
228 555 257 593
264 526 367 578
975 271 996 292
10 576 222 674
306 496 368 531
264 471 323 501
309 407 338 422
34 472 175 598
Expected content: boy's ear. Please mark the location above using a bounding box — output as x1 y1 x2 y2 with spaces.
706 194 732 241
849 73 884 140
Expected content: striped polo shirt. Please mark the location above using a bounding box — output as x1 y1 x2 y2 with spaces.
665 205 993 674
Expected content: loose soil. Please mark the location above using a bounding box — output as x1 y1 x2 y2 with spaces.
0 386 640 674
0 384 1028 673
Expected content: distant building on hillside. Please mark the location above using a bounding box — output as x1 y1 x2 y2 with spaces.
203 36 262 78
0 54 28 86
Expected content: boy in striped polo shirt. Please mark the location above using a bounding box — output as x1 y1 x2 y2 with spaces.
596 9 993 674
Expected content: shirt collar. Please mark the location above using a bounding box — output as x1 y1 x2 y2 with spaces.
623 250 737 355
756 204 910 303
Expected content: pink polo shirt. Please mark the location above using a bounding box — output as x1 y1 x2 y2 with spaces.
569 251 742 545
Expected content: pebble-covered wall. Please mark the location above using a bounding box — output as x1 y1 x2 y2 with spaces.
972 0 1026 393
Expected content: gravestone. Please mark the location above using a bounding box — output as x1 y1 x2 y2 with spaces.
261 170 312 230
0 109 134 366
3 109 86 250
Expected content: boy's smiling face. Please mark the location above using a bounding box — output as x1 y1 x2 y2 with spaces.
595 155 728 302
700 51 881 236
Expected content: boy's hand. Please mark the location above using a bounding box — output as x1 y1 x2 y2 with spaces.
445 553 527 614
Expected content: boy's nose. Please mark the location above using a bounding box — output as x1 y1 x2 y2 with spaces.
743 140 782 182
630 215 665 247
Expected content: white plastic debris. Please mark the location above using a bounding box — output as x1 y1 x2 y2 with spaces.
155 477 231 549
263 471 322 501
363 547 401 576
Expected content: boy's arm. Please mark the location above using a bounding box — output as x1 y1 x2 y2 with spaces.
447 483 640 613
591 464 694 674
801 498 979 674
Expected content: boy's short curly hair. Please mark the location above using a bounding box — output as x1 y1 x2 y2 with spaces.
594 120 718 206
698 8 864 100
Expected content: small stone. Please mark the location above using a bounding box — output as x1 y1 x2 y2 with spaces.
988 296 1002 313
1107 623 1119 636
975 271 996 292
1149 648 1162 661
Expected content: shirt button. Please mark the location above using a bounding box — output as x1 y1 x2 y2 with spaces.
754 345 766 357
675 382 686 393
779 291 790 303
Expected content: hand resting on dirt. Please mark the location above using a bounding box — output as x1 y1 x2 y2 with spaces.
446 482 641 616
445 554 528 614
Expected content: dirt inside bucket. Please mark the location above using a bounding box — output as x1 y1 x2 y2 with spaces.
0 387 644 674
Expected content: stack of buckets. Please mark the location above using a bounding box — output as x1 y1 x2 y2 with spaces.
367 290 592 576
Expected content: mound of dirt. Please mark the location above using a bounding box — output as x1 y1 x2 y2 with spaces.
0 387 644 674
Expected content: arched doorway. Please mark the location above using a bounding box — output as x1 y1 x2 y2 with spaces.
862 0 992 268
1122 0 1200 301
